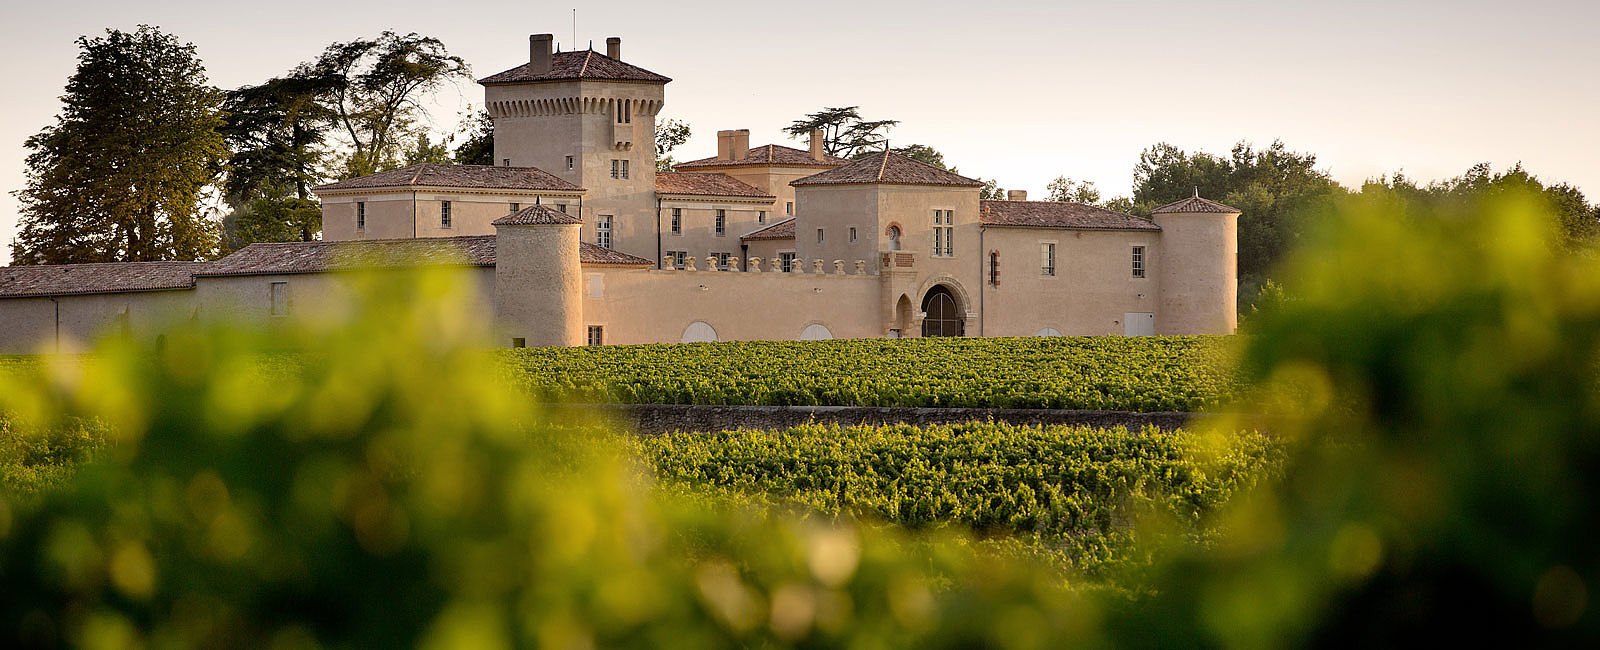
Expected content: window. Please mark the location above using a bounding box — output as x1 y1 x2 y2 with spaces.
779 252 797 273
1041 243 1056 276
557 203 568 213
270 282 289 316
990 251 1000 287
667 250 687 268
849 227 857 243
1131 246 1146 278
611 160 621 179
671 208 682 234
621 160 630 179
615 101 631 124
511 337 526 348
356 202 366 230
758 210 766 224
715 209 726 236
597 215 613 249
566 156 575 171
441 201 452 228
786 201 794 216
502 158 510 167
713 252 731 270
587 325 604 346
816 228 825 244
932 209 954 257
509 202 520 213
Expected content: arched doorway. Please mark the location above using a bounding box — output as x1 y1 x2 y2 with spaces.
921 285 964 337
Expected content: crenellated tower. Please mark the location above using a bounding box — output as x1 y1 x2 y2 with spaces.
478 34 669 263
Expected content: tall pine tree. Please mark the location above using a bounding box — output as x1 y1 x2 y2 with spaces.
11 26 227 265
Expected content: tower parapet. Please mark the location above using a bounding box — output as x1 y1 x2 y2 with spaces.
1150 193 1240 335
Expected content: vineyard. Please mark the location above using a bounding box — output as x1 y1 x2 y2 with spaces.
632 421 1282 575
502 335 1243 411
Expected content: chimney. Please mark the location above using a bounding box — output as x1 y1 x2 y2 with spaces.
606 37 621 60
809 128 825 161
1007 190 1028 202
530 34 553 74
717 130 736 161
731 129 750 160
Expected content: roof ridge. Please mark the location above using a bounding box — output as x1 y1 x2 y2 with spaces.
877 151 889 181
578 50 592 76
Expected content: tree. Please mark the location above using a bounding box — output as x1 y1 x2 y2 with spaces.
783 106 898 159
882 144 949 169
222 197 322 252
221 72 337 204
1361 162 1599 253
655 118 691 172
1131 140 1344 290
11 26 228 265
404 133 452 165
1045 176 1103 205
452 110 494 165
979 179 1007 201
304 32 470 179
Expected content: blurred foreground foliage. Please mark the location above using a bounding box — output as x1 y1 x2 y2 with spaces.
2 186 1599 647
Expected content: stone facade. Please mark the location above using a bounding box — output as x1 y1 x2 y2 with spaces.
0 33 1239 353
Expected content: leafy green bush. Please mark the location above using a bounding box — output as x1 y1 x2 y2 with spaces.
502 336 1242 411
634 422 1282 577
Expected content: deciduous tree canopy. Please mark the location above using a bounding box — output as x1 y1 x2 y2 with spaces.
11 26 228 265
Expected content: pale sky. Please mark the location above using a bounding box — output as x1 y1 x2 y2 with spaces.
2 0 1597 264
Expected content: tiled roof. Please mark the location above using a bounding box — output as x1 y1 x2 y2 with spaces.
312 164 581 193
655 172 774 198
740 218 796 241
676 144 850 169
1149 195 1241 214
493 204 583 225
201 237 499 276
790 151 983 188
0 261 210 298
576 242 654 266
201 236 650 277
478 50 671 84
979 201 1161 231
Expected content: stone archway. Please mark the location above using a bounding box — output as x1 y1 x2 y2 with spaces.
921 285 965 337
894 294 913 337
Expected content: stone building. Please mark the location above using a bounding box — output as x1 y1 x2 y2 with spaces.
0 33 1239 352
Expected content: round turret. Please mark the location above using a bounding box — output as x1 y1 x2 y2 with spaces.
493 205 584 346
1150 193 1240 335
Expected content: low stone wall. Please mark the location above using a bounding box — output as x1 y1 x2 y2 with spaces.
559 403 1231 435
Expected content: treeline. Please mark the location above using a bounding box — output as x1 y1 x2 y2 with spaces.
9 26 483 265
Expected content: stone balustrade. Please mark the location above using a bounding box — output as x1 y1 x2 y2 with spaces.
657 256 877 276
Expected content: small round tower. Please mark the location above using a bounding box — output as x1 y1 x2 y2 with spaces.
1150 192 1240 335
493 205 584 346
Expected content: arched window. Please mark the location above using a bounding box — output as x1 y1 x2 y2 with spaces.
1034 328 1062 337
680 321 718 343
886 225 902 250
799 323 834 340
921 286 964 337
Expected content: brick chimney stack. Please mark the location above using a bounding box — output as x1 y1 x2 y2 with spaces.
530 34 553 74
809 128 825 161
717 130 735 160
1007 190 1028 202
606 37 621 59
730 129 750 160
